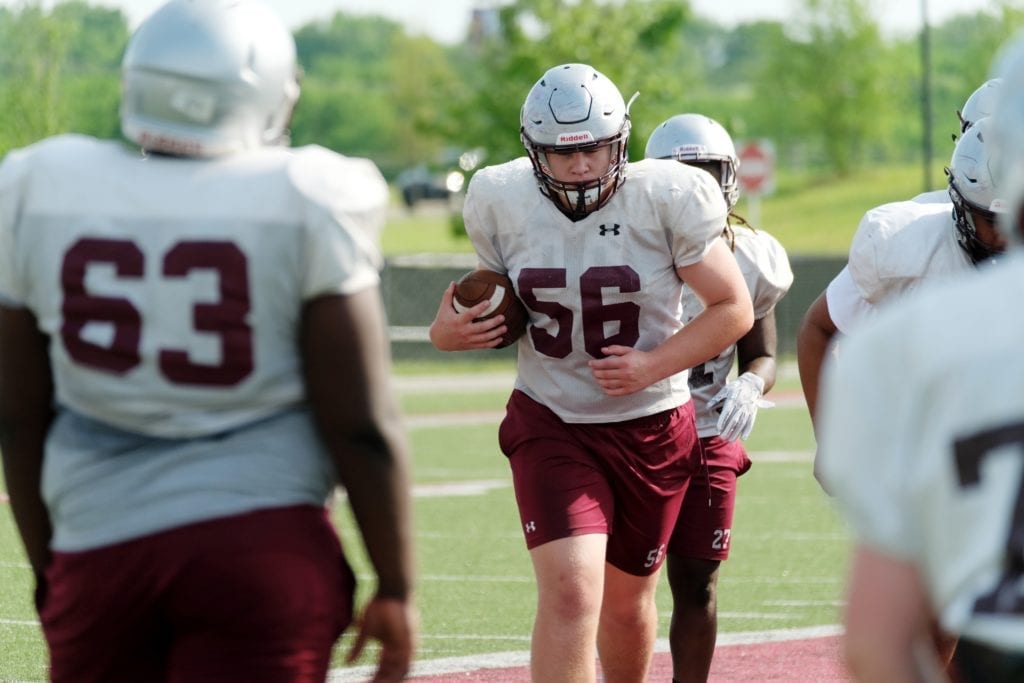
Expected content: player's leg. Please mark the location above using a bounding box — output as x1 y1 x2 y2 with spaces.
666 435 750 682
164 505 354 683
666 555 720 683
597 562 662 683
499 390 616 683
528 534 608 682
594 402 700 682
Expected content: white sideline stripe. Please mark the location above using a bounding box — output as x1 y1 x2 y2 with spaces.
326 625 842 681
334 480 509 503
347 572 839 585
0 561 31 569
755 450 814 462
393 371 515 393
390 326 432 342
405 411 505 428
412 480 509 497
0 618 39 626
419 634 531 642
350 572 531 584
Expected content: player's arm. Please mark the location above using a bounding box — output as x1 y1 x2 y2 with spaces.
796 290 838 427
591 238 754 395
0 304 54 588
301 288 416 681
843 544 940 682
428 281 507 351
737 312 778 390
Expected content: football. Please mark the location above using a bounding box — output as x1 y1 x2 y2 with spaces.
452 269 529 348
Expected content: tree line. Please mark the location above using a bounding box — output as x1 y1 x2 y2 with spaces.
1 0 1021 181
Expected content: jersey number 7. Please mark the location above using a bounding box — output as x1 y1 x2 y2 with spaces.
955 420 1024 616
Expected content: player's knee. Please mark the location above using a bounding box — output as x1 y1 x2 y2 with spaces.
543 582 601 624
668 557 720 609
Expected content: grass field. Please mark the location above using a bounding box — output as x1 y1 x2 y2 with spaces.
0 357 849 680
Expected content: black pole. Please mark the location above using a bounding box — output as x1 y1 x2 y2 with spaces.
921 0 934 190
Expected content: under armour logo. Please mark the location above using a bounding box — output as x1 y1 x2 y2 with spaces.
598 224 621 236
525 521 536 533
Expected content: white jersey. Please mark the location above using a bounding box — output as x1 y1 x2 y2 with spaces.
817 249 1024 652
0 134 386 550
826 190 966 333
836 192 968 311
0 135 384 438
683 228 793 437
464 157 727 423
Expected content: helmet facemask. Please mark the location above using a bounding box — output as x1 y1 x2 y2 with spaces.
949 175 1003 264
684 157 739 211
946 116 1007 265
522 123 630 221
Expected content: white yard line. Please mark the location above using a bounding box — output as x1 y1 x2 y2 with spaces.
327 625 843 682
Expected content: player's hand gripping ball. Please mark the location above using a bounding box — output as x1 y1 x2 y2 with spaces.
452 270 528 348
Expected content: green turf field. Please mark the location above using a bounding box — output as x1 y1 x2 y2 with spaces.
0 358 849 679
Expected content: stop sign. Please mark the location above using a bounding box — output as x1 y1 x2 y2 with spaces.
737 140 774 195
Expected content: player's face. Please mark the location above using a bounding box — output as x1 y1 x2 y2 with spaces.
545 145 614 183
685 161 723 187
972 210 1009 253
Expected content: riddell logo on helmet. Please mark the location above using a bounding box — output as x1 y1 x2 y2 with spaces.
558 131 596 145
673 144 707 156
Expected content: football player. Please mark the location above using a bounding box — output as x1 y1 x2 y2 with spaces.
645 113 794 683
0 1 416 681
429 64 753 682
816 37 1024 682
796 98 1007 673
797 114 1007 461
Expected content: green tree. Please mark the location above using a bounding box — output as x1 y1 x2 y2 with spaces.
754 0 889 174
0 2 128 154
291 12 461 177
446 0 692 166
0 4 73 152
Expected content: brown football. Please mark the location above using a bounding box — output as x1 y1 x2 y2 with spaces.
452 269 529 348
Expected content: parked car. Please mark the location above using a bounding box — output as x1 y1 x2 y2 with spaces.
396 147 486 209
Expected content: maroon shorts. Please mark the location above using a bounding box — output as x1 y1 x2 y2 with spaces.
668 435 752 561
39 505 354 683
499 389 698 576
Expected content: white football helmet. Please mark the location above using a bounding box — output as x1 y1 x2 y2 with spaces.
957 79 1002 135
947 116 1007 263
120 0 301 157
644 113 740 210
520 63 631 221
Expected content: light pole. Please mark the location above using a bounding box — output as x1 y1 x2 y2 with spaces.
921 0 934 190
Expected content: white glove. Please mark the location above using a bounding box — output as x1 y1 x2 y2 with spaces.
707 372 774 442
